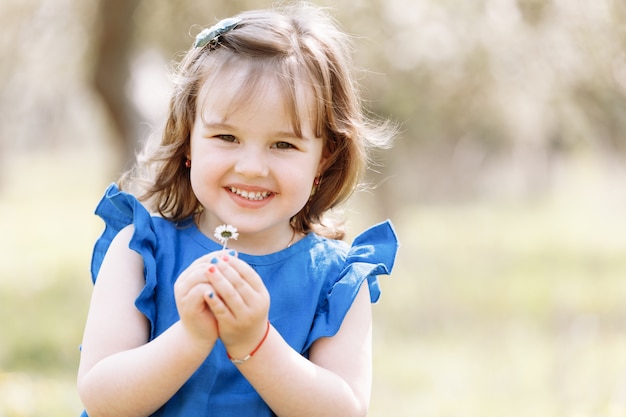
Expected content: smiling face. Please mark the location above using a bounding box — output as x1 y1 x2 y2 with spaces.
188 64 327 252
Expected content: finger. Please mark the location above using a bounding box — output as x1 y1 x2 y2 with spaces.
204 280 234 319
221 254 267 294
179 282 215 317
202 284 218 307
174 262 213 297
175 250 231 295
209 258 247 302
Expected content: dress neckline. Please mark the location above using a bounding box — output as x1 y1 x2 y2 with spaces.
182 219 318 266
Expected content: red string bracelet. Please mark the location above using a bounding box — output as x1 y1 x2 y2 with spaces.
227 320 271 365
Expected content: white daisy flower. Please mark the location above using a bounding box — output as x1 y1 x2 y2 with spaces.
214 224 239 249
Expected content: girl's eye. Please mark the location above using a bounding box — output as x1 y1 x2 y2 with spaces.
272 141 296 150
216 134 237 143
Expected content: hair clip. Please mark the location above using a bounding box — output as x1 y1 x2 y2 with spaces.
194 17 242 48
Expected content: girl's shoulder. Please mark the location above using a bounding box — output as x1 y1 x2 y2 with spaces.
93 182 186 231
309 220 399 267
91 183 187 281
303 220 399 302
300 220 399 349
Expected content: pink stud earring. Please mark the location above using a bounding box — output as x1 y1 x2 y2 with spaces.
310 175 321 197
185 159 191 168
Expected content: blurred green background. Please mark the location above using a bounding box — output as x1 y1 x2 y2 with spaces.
1 0 626 416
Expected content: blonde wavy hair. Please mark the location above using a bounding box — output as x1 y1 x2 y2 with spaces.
120 2 394 240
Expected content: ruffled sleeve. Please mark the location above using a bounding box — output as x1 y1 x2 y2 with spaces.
304 220 399 350
90 183 159 335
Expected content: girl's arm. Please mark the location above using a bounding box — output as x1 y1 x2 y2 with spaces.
77 225 218 417
242 283 372 417
207 253 373 417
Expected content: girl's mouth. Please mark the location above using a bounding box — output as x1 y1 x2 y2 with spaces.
228 186 272 201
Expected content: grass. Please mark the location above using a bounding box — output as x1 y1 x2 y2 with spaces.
1 150 625 416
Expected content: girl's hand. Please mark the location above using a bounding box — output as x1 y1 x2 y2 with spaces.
173 253 224 348
204 252 270 360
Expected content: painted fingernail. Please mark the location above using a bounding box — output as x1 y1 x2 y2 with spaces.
222 255 229 262
210 257 219 264
208 292 214 299
228 249 237 257
208 266 216 273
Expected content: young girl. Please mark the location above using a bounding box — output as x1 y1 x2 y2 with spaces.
77 3 398 417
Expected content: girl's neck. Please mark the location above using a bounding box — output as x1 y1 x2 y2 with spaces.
194 211 301 255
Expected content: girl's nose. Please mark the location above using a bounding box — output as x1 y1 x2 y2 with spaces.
234 146 269 177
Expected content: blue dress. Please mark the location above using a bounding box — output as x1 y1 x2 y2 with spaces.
83 183 399 417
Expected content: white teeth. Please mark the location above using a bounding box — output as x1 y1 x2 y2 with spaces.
229 187 270 201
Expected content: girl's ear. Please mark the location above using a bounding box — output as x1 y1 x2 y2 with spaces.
317 148 331 175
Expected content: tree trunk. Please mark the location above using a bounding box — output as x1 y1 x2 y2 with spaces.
92 0 141 172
